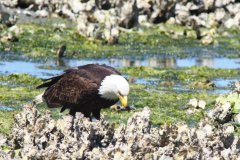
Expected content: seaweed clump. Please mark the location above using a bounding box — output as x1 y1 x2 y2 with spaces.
1 88 240 159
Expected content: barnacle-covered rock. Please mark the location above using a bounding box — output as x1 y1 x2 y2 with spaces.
2 88 240 159
186 98 206 115
0 134 7 148
208 101 232 123
0 10 17 27
1 0 240 44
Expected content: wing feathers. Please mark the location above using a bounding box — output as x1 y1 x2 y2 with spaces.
36 75 63 89
43 74 98 108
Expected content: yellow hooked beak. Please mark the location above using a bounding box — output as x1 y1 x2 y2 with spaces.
118 95 128 107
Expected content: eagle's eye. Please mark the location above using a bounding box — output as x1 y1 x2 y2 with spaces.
118 91 123 96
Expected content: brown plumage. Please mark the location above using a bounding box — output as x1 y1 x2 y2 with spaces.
37 64 121 119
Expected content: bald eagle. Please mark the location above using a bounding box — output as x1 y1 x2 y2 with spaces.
36 64 129 120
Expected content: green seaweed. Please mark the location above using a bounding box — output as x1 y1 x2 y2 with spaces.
0 74 42 107
1 21 239 60
103 83 217 125
0 110 17 135
216 93 240 114
121 66 239 82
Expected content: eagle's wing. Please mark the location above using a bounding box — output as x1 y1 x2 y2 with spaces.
43 73 98 108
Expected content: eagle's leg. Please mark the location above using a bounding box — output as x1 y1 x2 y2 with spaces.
83 111 92 121
92 109 101 120
69 109 76 117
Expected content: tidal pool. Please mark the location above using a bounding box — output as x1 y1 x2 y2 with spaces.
0 55 240 77
0 54 239 95
0 106 14 111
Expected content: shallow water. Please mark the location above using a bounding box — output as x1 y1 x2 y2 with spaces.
136 78 234 94
0 106 15 111
0 53 239 95
1 55 240 78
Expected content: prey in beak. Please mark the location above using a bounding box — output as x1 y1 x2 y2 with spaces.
117 95 135 112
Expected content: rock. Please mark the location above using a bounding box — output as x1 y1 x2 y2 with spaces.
222 123 235 135
104 16 120 44
215 8 226 22
233 113 240 124
187 98 206 109
0 134 7 147
77 14 100 39
226 3 240 16
175 4 190 25
224 12 240 28
166 17 176 25
0 0 18 7
233 81 240 94
1 0 240 43
221 148 231 159
201 34 214 45
208 101 232 123
0 11 17 27
215 0 234 8
138 15 148 25
198 100 206 109
224 18 237 28
203 0 214 10
0 33 18 43
188 98 198 108
8 25 23 35
118 0 138 29
35 9 49 17
233 13 240 28
136 0 151 15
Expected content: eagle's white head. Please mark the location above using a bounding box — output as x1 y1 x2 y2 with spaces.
99 74 129 107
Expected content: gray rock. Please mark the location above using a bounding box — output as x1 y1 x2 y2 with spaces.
175 4 190 24
203 0 214 10
208 101 232 123
215 0 234 8
233 113 240 124
224 18 238 28
35 9 49 17
0 0 18 7
201 34 214 45
0 134 7 147
118 0 138 29
226 3 240 16
0 10 17 27
138 15 148 25
215 8 226 22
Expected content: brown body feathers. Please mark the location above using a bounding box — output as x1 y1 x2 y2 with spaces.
37 64 121 119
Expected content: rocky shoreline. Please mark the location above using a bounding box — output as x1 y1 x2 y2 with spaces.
1 0 240 44
0 84 240 159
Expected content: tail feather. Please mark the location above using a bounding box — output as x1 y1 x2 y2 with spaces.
36 81 54 89
32 93 44 105
36 75 62 89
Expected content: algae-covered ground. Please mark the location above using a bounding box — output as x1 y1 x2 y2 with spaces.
0 66 239 134
1 19 240 59
0 19 240 134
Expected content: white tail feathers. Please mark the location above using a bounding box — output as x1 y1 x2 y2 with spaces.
33 93 44 105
